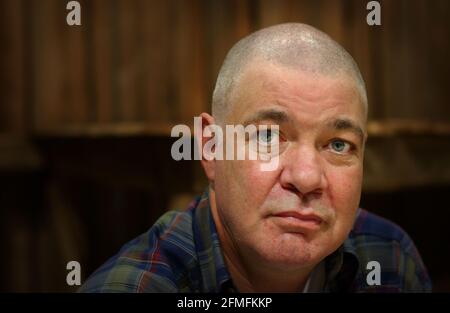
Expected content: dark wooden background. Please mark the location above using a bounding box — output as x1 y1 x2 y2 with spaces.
0 0 449 291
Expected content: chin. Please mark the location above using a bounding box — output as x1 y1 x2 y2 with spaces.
262 250 317 269
253 235 324 269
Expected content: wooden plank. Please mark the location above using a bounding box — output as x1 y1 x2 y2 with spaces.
184 0 207 121
64 0 89 125
33 122 178 138
0 0 25 133
258 0 286 28
136 0 171 123
92 0 114 123
32 0 67 131
172 0 207 123
346 0 374 119
368 119 450 137
117 0 139 122
318 0 345 44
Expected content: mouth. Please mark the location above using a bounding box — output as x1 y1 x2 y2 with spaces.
270 211 323 232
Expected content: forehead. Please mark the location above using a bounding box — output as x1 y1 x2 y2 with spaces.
227 61 366 129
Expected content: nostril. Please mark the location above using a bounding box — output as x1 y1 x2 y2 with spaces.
282 182 299 194
301 190 323 203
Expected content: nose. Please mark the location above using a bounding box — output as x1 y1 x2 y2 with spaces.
279 144 327 196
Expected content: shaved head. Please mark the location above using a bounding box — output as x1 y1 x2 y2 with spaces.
212 23 368 124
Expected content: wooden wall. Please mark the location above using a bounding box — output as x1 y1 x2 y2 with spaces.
1 0 449 134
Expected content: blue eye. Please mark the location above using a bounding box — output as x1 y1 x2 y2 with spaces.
258 129 278 144
329 139 351 153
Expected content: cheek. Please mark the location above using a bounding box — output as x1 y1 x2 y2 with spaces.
217 160 281 221
241 160 282 203
327 164 363 217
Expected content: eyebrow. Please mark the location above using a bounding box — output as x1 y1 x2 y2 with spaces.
327 118 365 143
242 108 291 126
242 110 365 142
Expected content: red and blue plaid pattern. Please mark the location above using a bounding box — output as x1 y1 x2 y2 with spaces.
79 190 431 292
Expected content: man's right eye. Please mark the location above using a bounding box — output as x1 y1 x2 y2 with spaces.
258 129 280 145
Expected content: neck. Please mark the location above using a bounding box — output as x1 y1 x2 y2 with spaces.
208 187 314 292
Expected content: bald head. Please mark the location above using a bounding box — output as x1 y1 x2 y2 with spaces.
212 23 367 123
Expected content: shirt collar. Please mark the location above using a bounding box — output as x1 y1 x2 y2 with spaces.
192 189 231 292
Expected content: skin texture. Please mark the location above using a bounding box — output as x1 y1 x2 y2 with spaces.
200 61 367 292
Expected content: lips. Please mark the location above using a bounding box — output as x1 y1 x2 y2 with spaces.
271 211 323 231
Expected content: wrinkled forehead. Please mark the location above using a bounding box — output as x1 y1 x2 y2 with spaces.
227 61 367 127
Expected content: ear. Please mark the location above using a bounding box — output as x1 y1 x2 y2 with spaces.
196 112 218 185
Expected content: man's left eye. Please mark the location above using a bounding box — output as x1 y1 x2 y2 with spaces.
328 139 352 153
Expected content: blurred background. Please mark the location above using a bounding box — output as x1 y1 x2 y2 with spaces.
0 0 449 292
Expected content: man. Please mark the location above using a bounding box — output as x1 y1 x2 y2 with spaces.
80 23 431 292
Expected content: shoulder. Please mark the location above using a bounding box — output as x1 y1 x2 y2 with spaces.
347 209 432 292
79 209 198 293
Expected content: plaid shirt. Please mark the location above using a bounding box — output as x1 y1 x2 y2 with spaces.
79 190 432 293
